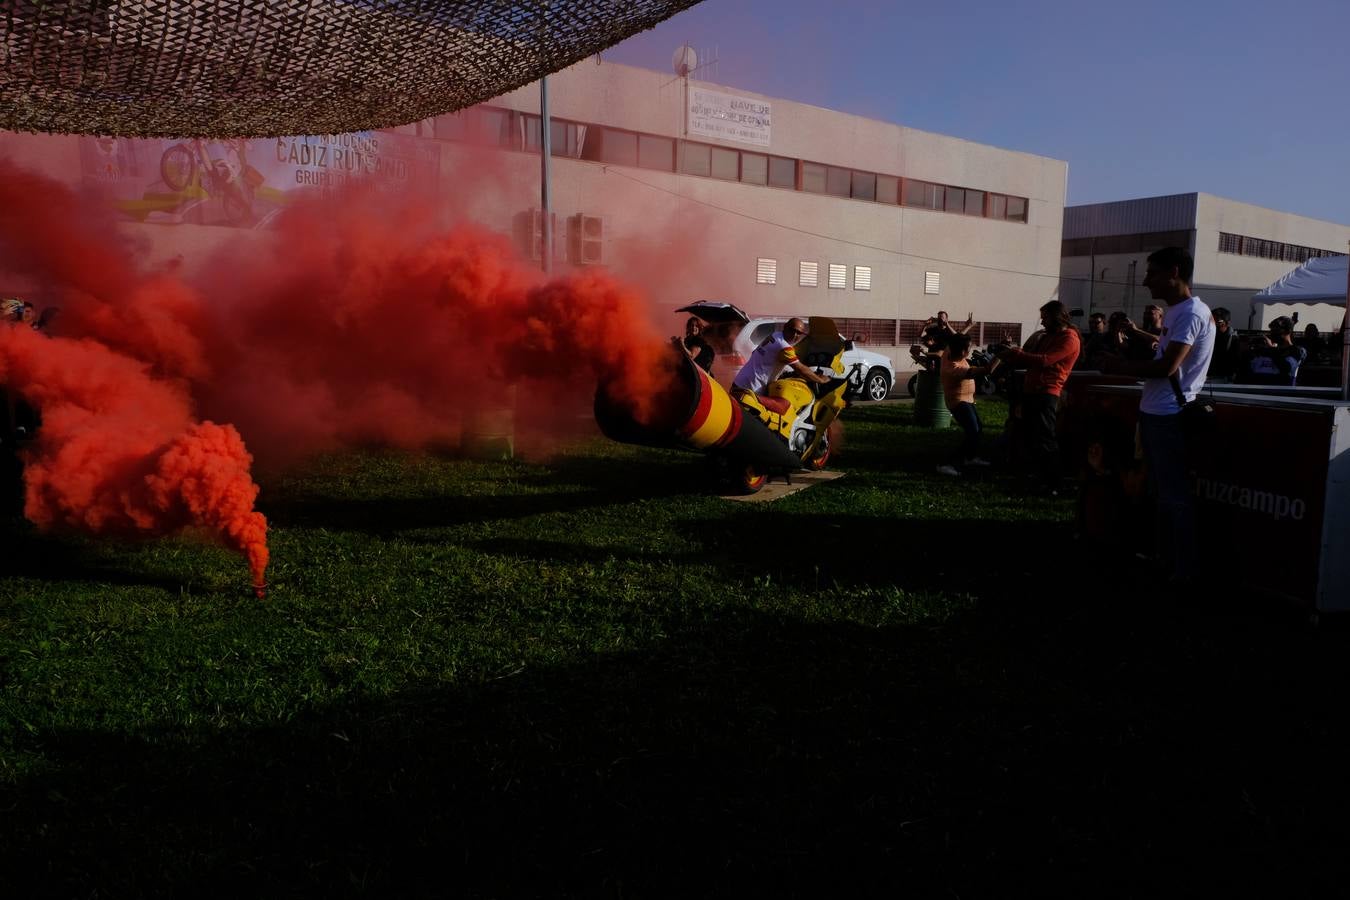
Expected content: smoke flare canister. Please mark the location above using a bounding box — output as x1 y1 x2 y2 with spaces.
595 350 803 471
913 368 952 429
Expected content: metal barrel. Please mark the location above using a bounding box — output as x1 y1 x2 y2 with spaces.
913 368 953 429
462 385 516 460
594 350 803 471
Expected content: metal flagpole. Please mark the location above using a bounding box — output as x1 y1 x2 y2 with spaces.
540 73 552 274
1341 240 1349 401
539 0 553 274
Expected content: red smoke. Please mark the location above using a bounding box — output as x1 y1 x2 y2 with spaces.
0 157 686 581
185 192 679 460
0 323 267 586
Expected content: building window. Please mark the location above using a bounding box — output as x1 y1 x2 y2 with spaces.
556 120 586 158
828 264 848 289
741 152 768 185
579 127 638 167
523 116 587 158
757 258 777 285
605 129 638 167
854 266 872 290
924 271 940 294
638 134 673 171
768 156 796 188
478 107 514 147
826 166 851 198
802 162 827 194
1216 231 1344 263
436 106 514 146
431 109 1029 225
851 171 877 202
799 261 819 287
434 109 471 142
904 179 943 210
678 142 710 177
711 146 739 181
982 321 1024 346
835 318 899 344
876 175 899 205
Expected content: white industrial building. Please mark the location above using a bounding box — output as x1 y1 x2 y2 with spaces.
430 61 1070 354
1061 193 1350 331
0 58 1069 361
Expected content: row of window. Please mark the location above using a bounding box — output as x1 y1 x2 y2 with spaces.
896 319 1024 347
755 259 874 290
727 318 1025 348
1217 232 1345 264
430 106 1030 223
1060 230 1193 257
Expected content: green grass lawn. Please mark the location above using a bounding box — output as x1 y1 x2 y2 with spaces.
3 399 1349 896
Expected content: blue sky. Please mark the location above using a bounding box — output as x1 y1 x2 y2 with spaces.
603 0 1350 224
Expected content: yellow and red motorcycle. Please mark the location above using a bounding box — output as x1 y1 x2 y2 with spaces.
594 316 856 495
730 316 855 492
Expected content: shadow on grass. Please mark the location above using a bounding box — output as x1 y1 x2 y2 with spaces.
5 597 1350 897
0 524 185 592
676 512 1073 595
263 452 713 537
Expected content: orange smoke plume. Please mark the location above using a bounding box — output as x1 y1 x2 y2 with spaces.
181 188 680 460
0 323 267 588
0 154 697 583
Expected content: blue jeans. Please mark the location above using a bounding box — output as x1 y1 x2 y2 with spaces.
1138 412 1196 579
950 402 981 462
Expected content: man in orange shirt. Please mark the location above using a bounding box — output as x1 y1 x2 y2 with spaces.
997 300 1081 495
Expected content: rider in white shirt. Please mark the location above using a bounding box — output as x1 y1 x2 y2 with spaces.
732 317 829 399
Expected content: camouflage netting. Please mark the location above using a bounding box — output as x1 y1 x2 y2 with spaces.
0 0 702 138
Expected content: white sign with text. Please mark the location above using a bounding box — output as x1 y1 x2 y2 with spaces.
687 88 771 147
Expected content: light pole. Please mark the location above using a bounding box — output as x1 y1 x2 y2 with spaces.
540 74 552 274
539 1 553 274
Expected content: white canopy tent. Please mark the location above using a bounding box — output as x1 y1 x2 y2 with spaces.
1250 256 1348 332
1250 255 1349 398
1253 255 1348 304
1247 255 1344 399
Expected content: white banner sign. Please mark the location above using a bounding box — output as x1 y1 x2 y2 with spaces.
687 88 772 147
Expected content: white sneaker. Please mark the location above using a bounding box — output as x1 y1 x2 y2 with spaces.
935 464 960 476
964 457 992 467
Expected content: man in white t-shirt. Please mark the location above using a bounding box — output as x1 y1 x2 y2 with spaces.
1101 246 1215 583
732 317 829 399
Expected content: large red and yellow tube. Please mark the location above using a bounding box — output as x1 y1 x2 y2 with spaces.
595 350 804 471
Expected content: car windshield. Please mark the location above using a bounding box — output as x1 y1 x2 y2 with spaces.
747 322 780 347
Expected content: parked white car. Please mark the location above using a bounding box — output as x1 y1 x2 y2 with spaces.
676 301 896 401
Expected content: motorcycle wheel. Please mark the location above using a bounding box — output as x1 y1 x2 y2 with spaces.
160 144 196 192
906 373 919 397
738 464 767 494
808 443 830 471
807 420 838 471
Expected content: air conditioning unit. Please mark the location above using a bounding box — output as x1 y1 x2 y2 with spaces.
514 208 559 261
568 214 604 265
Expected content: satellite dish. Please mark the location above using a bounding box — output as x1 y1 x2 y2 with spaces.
672 44 697 77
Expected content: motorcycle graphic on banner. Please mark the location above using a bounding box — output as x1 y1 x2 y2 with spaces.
80 132 440 229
